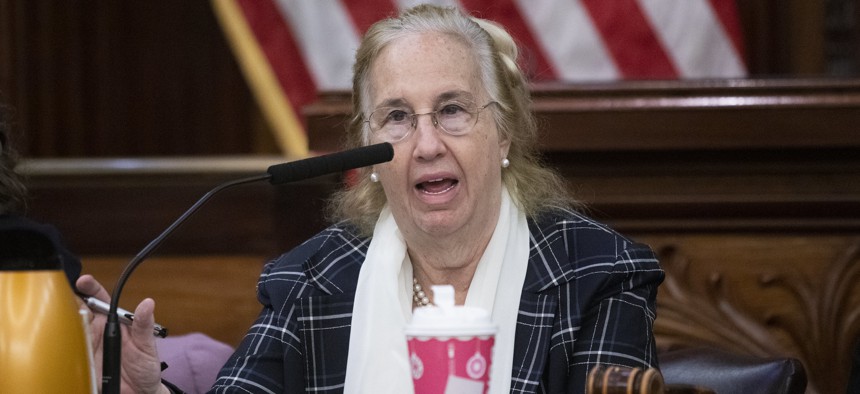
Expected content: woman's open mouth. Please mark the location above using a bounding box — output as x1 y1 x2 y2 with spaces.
416 177 458 195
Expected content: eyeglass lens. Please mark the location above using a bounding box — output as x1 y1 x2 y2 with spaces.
368 102 491 142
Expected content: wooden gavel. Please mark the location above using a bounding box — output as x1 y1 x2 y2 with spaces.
587 365 665 394
587 365 715 394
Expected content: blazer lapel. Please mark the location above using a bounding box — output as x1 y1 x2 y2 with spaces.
296 232 367 392
509 217 576 393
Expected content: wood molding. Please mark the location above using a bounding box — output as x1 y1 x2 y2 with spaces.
18 156 339 256
648 236 860 394
304 78 860 153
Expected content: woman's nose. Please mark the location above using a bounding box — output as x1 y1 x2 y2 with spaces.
412 113 446 160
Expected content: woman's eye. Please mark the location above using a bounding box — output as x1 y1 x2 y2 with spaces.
439 104 466 116
387 110 410 122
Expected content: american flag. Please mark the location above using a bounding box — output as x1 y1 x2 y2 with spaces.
211 0 746 156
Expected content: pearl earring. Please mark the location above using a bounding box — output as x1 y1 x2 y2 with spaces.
370 172 379 182
501 158 510 168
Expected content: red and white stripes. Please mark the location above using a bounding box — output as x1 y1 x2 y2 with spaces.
213 0 747 154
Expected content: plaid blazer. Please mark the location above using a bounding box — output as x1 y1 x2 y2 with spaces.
210 208 663 394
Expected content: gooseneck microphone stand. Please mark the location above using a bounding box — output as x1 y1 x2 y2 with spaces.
102 173 269 393
100 142 393 394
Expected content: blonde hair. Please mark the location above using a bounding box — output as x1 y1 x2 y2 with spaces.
328 5 575 236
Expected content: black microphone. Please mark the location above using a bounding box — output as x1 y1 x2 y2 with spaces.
100 142 393 394
267 141 394 185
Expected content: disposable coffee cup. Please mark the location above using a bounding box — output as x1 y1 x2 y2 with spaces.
405 285 497 394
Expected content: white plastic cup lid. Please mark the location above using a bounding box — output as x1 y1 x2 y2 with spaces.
405 285 497 337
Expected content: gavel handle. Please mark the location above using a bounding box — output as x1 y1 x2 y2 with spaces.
586 364 666 394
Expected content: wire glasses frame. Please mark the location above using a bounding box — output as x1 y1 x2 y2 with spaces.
364 101 497 143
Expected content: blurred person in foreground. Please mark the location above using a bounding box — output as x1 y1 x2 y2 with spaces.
76 4 664 393
0 101 81 286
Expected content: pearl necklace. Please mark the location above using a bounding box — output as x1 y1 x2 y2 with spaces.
412 278 432 307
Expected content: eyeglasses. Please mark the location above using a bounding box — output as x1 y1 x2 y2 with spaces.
365 101 496 143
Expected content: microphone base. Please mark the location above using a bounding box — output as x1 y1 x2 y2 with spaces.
102 317 122 394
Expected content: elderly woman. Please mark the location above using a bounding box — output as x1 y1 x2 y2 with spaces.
77 4 663 393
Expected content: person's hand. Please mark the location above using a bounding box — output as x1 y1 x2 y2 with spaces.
76 274 170 394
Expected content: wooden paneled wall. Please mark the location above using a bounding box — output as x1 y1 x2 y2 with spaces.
0 0 275 157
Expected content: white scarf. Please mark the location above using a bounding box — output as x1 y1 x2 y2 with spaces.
344 187 530 393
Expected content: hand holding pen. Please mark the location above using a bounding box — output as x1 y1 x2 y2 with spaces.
75 274 171 394
78 293 168 338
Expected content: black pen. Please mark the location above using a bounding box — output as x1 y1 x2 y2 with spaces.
78 294 168 338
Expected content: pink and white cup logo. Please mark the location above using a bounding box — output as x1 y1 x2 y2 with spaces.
405 285 497 394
